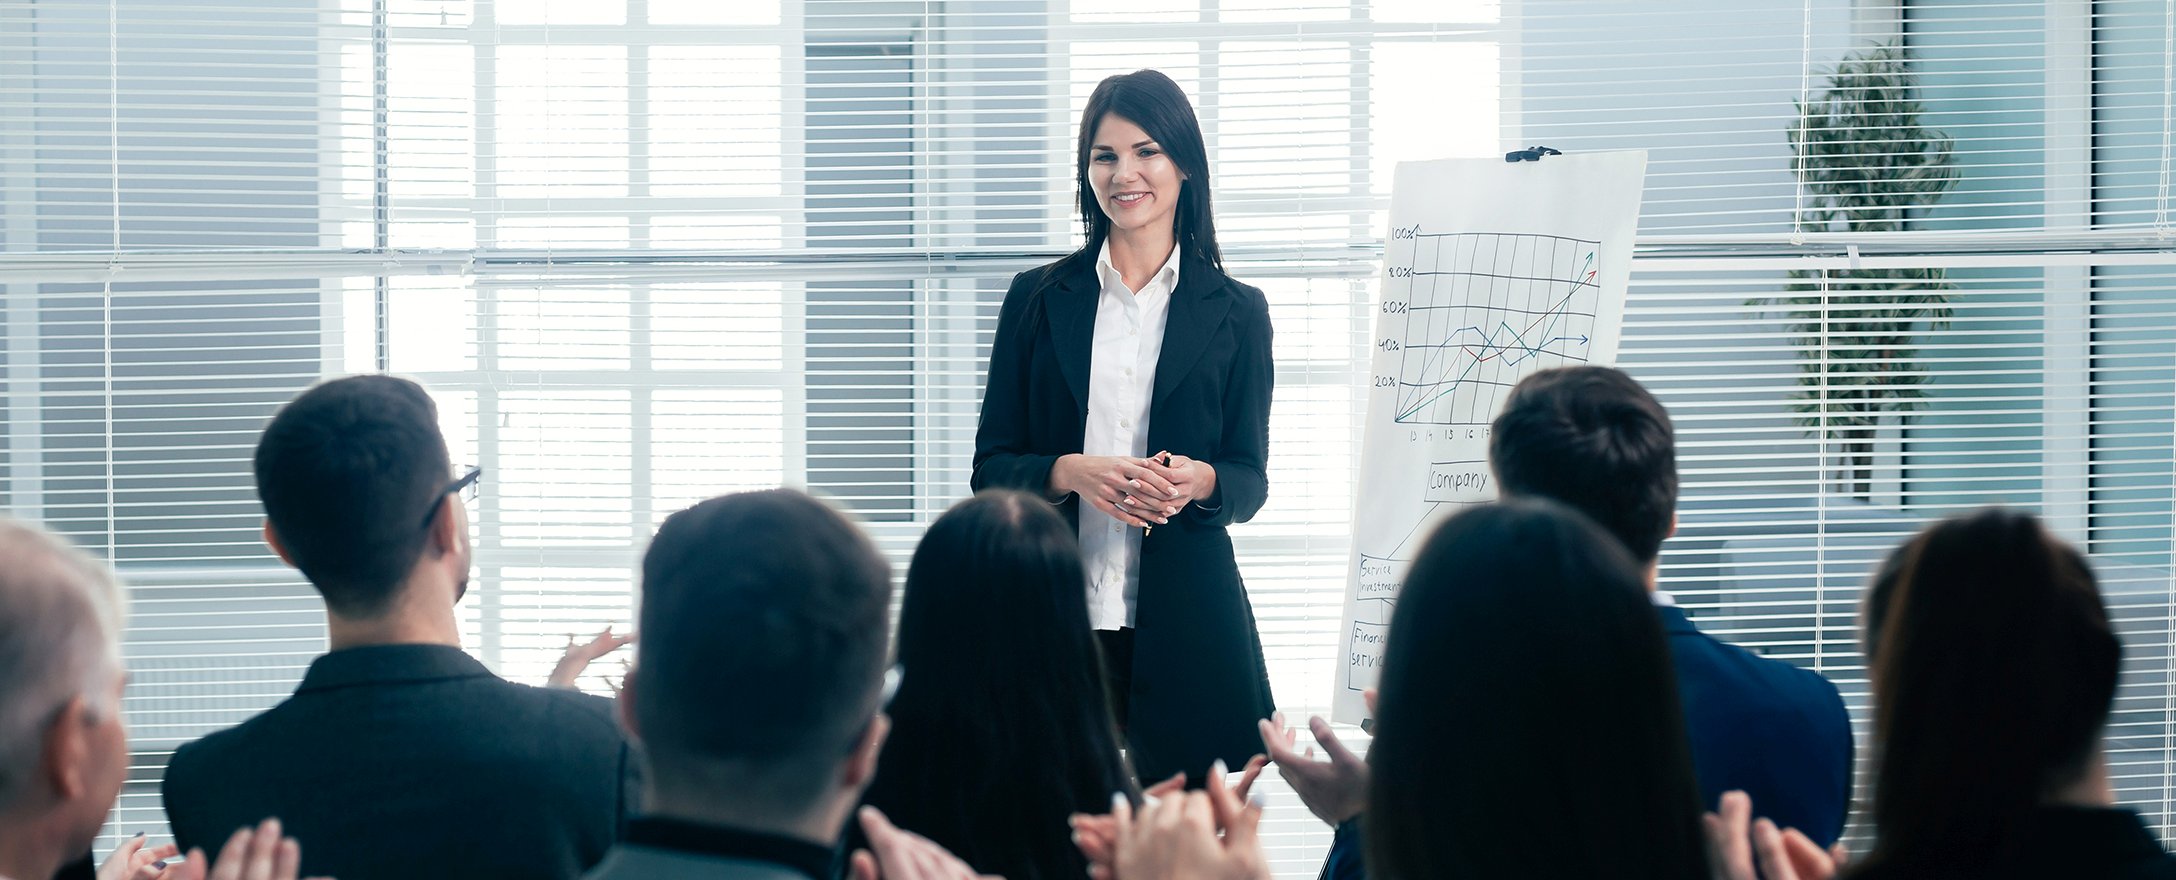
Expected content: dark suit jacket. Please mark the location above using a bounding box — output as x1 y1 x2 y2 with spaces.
1847 806 2176 880
53 853 94 880
162 643 637 880
1318 603 1853 880
972 248 1277 782
1659 603 1853 848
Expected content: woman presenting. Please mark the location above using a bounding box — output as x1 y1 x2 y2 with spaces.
971 69 1275 784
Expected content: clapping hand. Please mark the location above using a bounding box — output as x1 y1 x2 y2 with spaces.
159 818 334 880
1703 791 1846 880
1108 767 1270 880
99 833 180 880
1258 696 1371 827
547 626 634 692
1071 758 1268 880
848 806 1002 880
1070 772 1184 877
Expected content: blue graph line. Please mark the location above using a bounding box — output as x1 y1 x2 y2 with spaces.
1396 250 1597 412
1395 289 1593 422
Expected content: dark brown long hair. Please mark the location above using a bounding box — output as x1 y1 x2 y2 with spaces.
1855 508 2120 875
862 491 1136 880
1074 70 1222 271
1366 499 1710 880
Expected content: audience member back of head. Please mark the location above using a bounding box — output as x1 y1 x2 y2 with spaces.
584 488 893 880
161 374 635 880
1366 499 1710 880
860 490 1137 880
1850 509 2176 880
1489 365 1854 846
0 519 130 880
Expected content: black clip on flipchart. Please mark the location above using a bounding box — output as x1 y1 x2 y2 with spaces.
1504 145 1562 163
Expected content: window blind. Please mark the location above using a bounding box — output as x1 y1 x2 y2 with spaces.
4 1 2176 876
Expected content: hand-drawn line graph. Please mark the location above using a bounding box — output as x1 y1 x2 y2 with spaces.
1341 152 1647 725
1392 232 1602 426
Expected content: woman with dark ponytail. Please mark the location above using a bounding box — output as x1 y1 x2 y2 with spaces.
1729 508 2176 880
1843 508 2174 879
970 69 1276 784
861 491 1138 880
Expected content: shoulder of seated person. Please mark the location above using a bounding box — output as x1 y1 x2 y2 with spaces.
164 722 258 792
518 683 625 729
1705 673 1849 737
1736 645 1846 701
1677 637 1846 708
171 709 270 758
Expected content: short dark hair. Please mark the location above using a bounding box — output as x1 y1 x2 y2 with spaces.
1489 366 1677 563
254 375 451 617
1367 499 1708 880
634 489 891 812
864 490 1135 880
1857 508 2120 874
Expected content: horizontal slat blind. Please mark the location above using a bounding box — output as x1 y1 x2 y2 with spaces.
4 1 2176 877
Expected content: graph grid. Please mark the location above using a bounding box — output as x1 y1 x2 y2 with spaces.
1393 232 1601 425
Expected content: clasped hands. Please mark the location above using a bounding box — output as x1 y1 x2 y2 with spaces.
1051 453 1216 529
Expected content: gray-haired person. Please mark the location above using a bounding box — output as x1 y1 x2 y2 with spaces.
0 519 313 880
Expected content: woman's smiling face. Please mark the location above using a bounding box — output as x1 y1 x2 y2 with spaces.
1087 113 1185 239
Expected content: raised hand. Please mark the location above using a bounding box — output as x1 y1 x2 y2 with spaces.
547 626 634 691
1072 760 1266 880
1703 790 1844 880
1071 772 1180 876
1227 754 1270 806
848 806 1002 880
1258 711 1369 827
99 833 180 880
1110 789 1269 880
157 818 333 880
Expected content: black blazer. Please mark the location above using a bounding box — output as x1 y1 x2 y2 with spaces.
161 644 637 880
52 854 93 880
1847 806 2176 880
972 248 1276 782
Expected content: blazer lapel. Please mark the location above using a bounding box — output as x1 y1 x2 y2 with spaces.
1152 252 1234 408
1044 254 1099 414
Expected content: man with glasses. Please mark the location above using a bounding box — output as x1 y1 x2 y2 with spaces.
162 375 637 880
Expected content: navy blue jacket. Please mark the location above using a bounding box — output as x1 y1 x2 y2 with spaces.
1319 603 1853 879
1658 603 1854 846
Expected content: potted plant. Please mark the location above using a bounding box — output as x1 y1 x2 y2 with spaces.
1760 41 1960 499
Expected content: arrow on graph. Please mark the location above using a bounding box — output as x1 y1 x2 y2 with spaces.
1395 295 1592 422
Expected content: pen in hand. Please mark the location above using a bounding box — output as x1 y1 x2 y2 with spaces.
1143 452 1173 537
